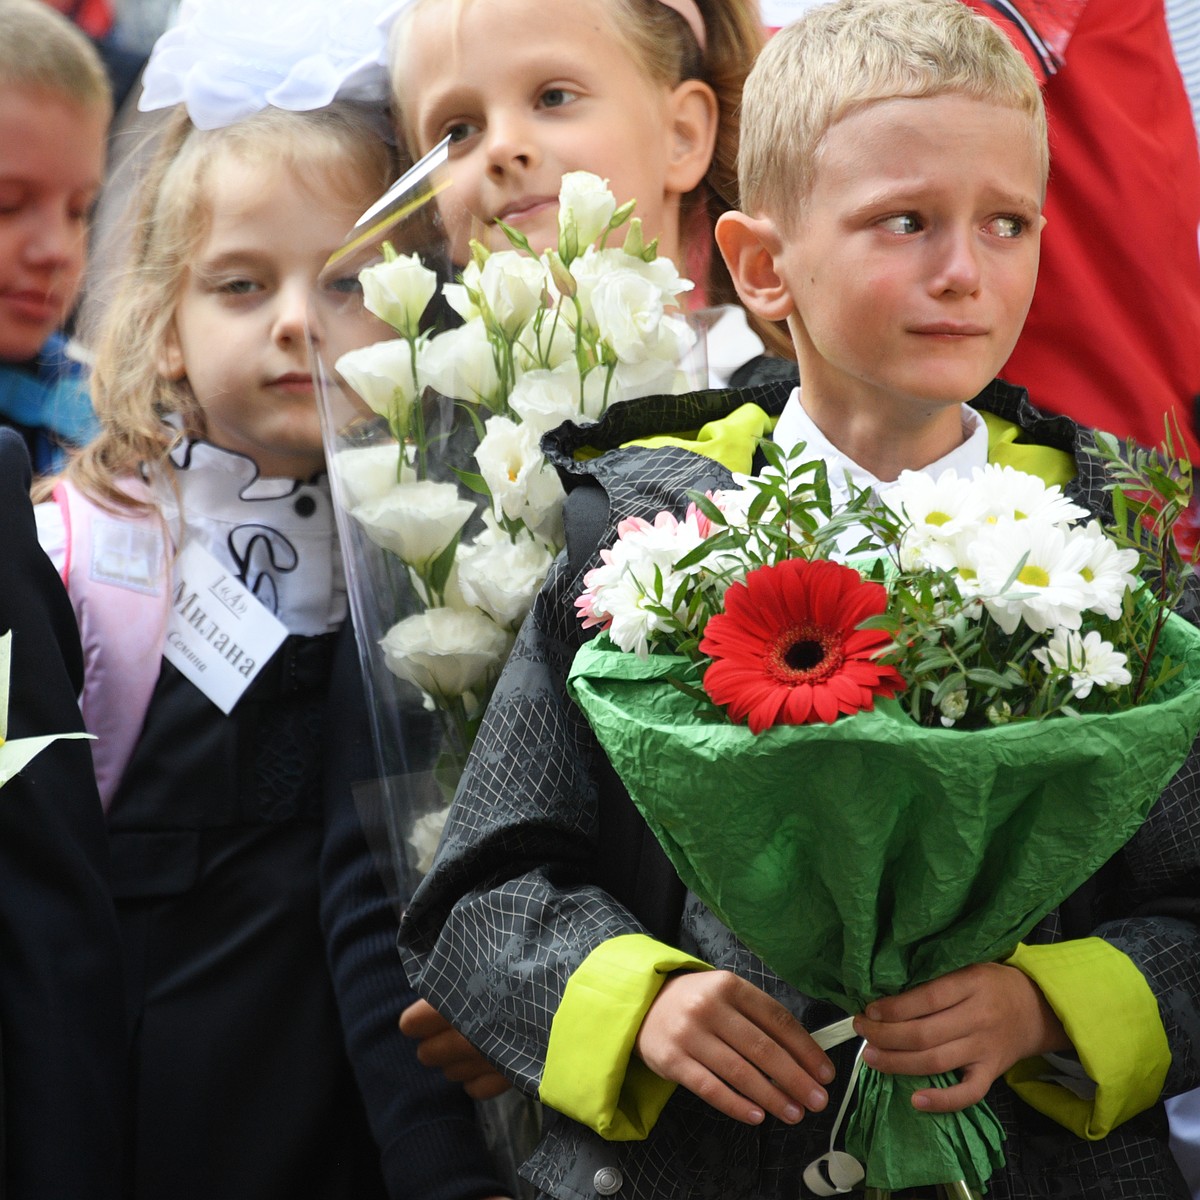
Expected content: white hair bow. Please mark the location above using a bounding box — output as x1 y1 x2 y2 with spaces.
138 0 413 129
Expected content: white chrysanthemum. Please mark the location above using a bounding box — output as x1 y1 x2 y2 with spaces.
969 463 1089 526
1074 521 1141 619
581 510 708 655
888 468 986 571
1033 628 1133 699
968 519 1092 634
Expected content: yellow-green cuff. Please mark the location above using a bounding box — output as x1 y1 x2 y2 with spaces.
539 933 711 1140
1003 939 1169 1138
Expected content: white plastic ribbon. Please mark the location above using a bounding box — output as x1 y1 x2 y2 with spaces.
802 1016 868 1197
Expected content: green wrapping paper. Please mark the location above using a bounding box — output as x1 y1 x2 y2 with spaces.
565 611 1200 1192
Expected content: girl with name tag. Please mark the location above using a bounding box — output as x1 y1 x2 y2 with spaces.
33 102 510 1200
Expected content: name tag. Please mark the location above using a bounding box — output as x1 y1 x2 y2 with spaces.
163 541 288 714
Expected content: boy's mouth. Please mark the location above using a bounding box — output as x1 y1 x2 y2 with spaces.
910 322 988 337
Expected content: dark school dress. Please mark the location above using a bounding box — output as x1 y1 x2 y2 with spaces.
106 633 388 1200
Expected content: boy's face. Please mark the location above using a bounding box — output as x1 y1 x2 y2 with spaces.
768 93 1043 437
0 86 106 360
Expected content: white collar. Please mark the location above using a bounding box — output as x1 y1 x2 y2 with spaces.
155 435 345 635
773 387 988 499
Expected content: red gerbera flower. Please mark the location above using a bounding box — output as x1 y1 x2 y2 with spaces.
699 558 905 734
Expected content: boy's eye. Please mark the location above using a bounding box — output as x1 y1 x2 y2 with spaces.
879 213 923 235
538 87 577 110
989 215 1026 239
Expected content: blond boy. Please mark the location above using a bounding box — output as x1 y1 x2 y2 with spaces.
0 0 110 471
400 2 1199 1195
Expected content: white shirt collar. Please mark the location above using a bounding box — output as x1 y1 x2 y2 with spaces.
772 387 988 499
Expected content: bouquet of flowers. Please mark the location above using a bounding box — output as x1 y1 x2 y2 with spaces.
312 143 706 896
565 433 1200 1195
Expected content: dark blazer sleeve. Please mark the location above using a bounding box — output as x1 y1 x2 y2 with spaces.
0 428 126 1200
319 622 510 1200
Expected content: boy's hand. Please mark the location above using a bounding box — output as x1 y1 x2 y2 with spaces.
634 970 836 1126
399 998 512 1099
853 962 1069 1112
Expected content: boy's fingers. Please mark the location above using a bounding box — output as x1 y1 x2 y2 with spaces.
399 998 452 1037
735 985 837 1086
710 1019 829 1122
861 1036 975 1080
909 1064 993 1113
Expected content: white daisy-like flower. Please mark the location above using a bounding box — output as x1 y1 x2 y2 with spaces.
578 510 708 655
888 468 986 556
1033 628 1133 699
1074 521 1141 619
969 463 1089 527
968 519 1092 634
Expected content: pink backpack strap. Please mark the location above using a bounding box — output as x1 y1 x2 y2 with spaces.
53 480 169 811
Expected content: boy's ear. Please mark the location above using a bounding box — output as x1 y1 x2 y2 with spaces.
714 211 795 323
664 79 718 195
157 323 186 381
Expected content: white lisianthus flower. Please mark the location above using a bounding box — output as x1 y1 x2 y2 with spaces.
1033 628 1133 699
420 320 502 406
968 519 1092 634
970 463 1089 526
350 480 475 566
477 250 548 336
588 270 691 362
335 339 423 429
558 171 617 250
474 416 548 522
331 443 413 509
379 607 511 700
442 259 482 323
507 366 585 435
516 307 577 371
568 246 692 326
1075 521 1141 619
407 805 451 877
457 521 554 629
359 253 438 338
605 354 692 404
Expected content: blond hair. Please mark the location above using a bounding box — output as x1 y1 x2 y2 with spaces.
739 0 1048 224
390 0 769 322
0 0 112 116
58 103 396 514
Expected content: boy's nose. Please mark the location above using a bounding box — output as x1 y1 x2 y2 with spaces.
929 228 982 297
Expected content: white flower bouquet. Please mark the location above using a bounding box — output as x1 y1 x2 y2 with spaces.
311 144 706 896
